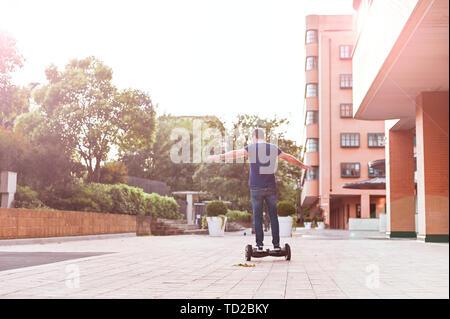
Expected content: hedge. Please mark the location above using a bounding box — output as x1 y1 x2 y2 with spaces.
14 185 48 209
226 210 252 223
14 182 182 219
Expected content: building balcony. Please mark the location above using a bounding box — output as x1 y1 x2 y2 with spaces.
306 124 319 139
301 179 319 207
305 69 318 84
305 151 319 166
305 42 318 57
305 97 318 111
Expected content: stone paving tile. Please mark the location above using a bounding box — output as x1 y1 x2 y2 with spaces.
0 230 448 299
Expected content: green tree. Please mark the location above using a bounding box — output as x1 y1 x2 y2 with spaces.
0 32 30 128
7 110 78 189
120 115 224 191
193 114 303 211
33 56 156 183
99 162 128 184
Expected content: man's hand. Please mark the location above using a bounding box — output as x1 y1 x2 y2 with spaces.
279 152 312 170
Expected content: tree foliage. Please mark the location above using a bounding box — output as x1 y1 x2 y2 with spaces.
193 114 303 211
33 56 156 182
120 115 224 191
0 32 30 128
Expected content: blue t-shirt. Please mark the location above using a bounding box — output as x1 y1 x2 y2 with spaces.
244 142 282 188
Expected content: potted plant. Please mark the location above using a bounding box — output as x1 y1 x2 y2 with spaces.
277 200 296 237
316 214 325 229
303 211 312 229
205 200 228 237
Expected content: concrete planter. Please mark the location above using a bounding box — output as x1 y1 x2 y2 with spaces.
316 221 325 230
278 216 293 237
206 216 227 237
136 216 152 236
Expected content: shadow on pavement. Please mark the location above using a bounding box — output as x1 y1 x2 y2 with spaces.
0 251 113 272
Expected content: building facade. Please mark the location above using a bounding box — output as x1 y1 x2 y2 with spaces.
300 14 386 229
352 0 449 242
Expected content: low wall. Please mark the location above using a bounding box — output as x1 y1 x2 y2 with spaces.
348 218 380 231
0 208 153 240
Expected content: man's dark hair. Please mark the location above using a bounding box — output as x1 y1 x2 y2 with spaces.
253 128 265 140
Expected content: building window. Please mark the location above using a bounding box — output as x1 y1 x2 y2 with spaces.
306 30 318 44
340 103 353 118
356 204 361 218
306 138 319 152
368 133 385 147
341 162 360 178
306 111 318 125
305 83 318 97
305 166 319 180
340 133 360 148
305 56 318 70
340 74 353 89
368 165 385 178
339 45 352 59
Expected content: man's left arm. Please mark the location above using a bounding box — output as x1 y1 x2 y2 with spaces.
207 149 247 161
278 152 312 170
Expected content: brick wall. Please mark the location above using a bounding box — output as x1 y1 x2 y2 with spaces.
0 208 139 239
416 91 449 238
388 128 416 234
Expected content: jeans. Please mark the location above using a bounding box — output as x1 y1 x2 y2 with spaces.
250 186 279 247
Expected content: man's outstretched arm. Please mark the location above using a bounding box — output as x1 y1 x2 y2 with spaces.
207 149 247 161
278 152 312 170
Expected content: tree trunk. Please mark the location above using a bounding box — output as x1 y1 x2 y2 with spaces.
92 157 102 183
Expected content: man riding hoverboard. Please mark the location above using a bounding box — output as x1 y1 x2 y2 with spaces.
208 128 312 260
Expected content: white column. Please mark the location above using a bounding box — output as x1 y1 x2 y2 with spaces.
186 194 194 225
0 171 17 208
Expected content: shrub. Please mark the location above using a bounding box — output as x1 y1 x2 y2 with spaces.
226 210 252 223
39 180 98 212
109 184 147 215
292 214 299 230
14 185 47 209
99 162 128 184
38 180 181 219
277 200 296 217
145 193 182 219
206 200 227 217
84 183 114 212
303 214 312 223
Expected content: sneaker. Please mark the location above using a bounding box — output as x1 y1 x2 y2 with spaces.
256 245 264 252
273 246 281 251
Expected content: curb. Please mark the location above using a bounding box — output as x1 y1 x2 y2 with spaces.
0 233 136 246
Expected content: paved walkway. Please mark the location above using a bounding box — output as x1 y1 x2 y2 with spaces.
0 230 448 299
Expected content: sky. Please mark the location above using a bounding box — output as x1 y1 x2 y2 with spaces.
0 0 354 143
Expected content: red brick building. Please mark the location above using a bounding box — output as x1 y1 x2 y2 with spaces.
300 14 386 229
352 0 449 242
